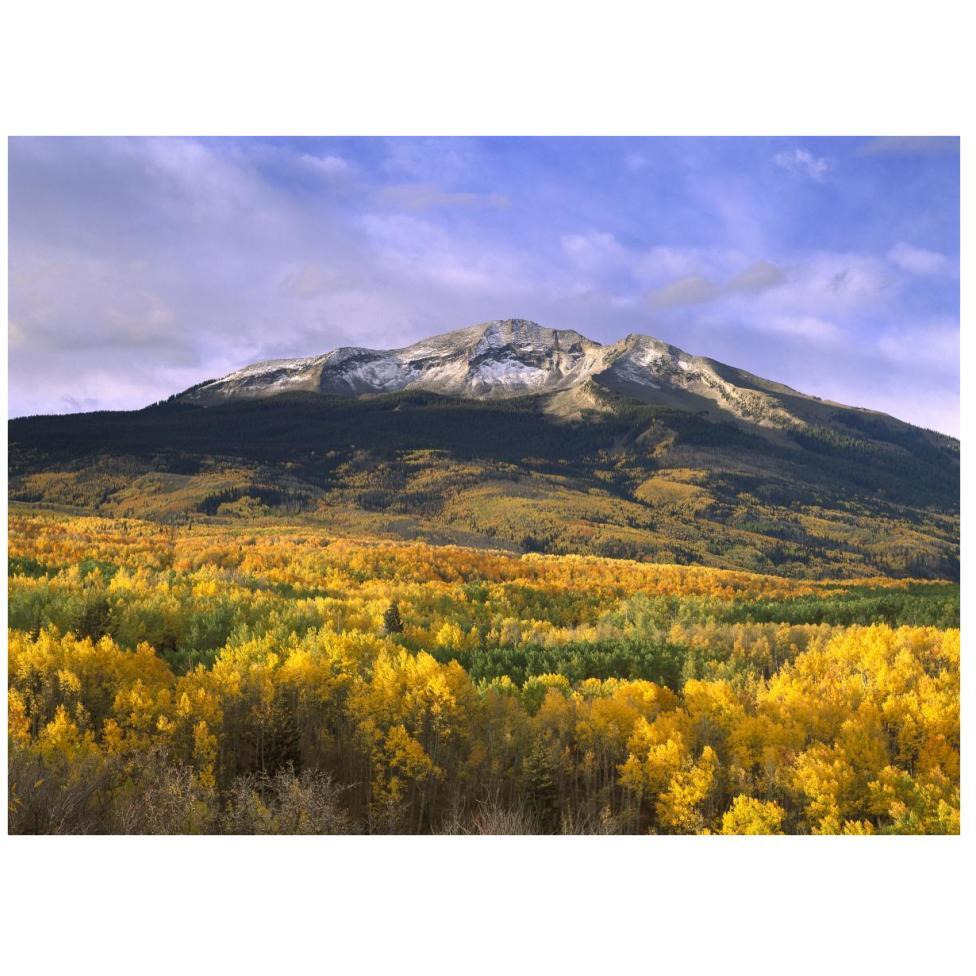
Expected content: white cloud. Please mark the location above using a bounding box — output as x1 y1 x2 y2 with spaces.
8 317 27 348
727 260 786 293
561 232 629 274
380 182 509 211
807 256 887 305
647 274 721 309
361 213 532 294
558 232 751 288
887 241 951 276
757 315 843 345
635 246 725 280
742 252 891 317
276 263 358 300
877 320 959 372
299 153 350 176
561 235 782 303
773 148 831 182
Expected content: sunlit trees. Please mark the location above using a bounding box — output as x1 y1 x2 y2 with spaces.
719 795 786 834
7 512 960 834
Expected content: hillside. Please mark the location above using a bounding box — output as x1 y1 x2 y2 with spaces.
8 320 959 580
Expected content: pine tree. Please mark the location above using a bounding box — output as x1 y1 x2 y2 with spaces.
524 741 560 833
383 601 404 635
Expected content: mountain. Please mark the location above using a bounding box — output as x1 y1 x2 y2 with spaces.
182 320 606 403
9 319 959 580
179 318 814 430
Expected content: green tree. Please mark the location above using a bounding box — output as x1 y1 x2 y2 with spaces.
383 601 404 635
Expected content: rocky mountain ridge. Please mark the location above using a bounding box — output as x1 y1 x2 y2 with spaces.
180 318 829 431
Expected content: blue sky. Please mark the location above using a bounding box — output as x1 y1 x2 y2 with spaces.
8 136 960 434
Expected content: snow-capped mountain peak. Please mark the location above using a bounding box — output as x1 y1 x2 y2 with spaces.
179 318 810 429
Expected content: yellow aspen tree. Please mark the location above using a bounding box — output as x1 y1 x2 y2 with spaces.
719 795 786 834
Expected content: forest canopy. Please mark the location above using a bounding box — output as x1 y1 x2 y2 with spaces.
7 512 959 834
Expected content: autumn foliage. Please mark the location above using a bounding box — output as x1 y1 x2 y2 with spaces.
7 513 959 834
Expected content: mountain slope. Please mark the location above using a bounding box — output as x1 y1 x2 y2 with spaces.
180 318 842 429
181 318 953 444
9 319 959 580
182 320 606 403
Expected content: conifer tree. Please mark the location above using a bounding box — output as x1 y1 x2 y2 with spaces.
383 601 404 635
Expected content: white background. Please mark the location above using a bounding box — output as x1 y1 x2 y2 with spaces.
1 1 971 973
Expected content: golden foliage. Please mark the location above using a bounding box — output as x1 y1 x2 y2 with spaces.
7 512 959 834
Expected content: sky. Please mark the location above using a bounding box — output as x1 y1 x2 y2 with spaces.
7 136 960 435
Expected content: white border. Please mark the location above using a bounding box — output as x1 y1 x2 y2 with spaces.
2 2 971 973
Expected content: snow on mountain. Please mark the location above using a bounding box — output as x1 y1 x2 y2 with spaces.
602 335 801 428
180 318 808 429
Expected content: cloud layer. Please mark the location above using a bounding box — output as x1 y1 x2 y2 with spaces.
773 148 832 182
8 136 960 435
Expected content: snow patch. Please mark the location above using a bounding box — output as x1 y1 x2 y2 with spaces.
183 319 804 430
